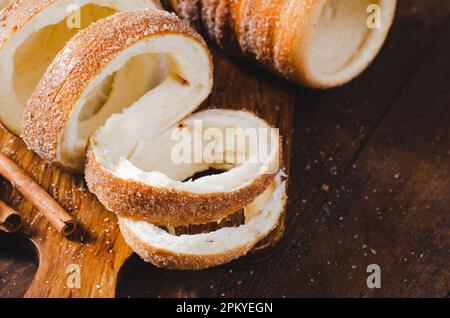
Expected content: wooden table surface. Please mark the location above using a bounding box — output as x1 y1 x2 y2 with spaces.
0 0 449 298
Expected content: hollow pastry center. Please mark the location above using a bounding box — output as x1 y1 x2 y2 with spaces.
64 35 212 170
130 111 274 180
68 52 164 166
308 0 377 75
13 4 117 108
94 109 278 194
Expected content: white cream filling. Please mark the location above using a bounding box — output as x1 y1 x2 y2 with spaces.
305 0 395 83
120 174 286 255
0 0 157 135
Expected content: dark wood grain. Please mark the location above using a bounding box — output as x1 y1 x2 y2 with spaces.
0 232 37 298
262 5 450 298
1 0 449 298
0 251 36 298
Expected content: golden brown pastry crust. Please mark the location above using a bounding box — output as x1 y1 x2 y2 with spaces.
0 1 58 50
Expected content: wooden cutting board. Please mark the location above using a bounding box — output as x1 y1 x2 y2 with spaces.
0 49 294 298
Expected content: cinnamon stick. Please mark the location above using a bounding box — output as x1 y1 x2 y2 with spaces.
0 200 22 233
0 152 76 236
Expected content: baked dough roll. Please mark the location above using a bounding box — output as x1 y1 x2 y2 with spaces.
23 9 212 172
86 109 281 226
0 0 159 136
169 0 397 88
119 173 286 270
